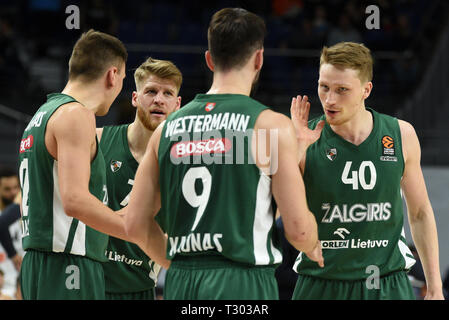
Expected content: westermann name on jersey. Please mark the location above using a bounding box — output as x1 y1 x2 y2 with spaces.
321 202 391 223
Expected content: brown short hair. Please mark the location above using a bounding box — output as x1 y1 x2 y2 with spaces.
68 29 128 82
208 8 266 71
134 57 182 93
320 42 373 83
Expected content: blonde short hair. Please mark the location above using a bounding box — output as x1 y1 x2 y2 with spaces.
134 57 182 92
320 42 373 83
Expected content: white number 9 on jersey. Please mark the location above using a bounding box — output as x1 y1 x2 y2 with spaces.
182 167 212 231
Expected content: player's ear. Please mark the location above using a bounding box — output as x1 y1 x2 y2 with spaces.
205 50 214 72
175 96 181 111
254 48 264 71
131 91 138 108
363 81 373 99
105 66 118 88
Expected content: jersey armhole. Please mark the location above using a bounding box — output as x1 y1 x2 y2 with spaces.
43 101 78 161
396 119 406 177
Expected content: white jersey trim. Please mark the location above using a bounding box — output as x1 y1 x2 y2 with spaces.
52 161 86 255
398 228 416 270
253 173 282 265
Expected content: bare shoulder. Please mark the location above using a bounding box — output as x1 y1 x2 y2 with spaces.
398 119 420 147
398 119 417 137
45 102 97 158
49 102 96 141
255 109 294 131
253 109 298 171
398 119 420 162
51 102 96 127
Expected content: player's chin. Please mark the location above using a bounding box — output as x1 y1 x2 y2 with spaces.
148 118 165 130
324 114 344 126
152 115 167 124
324 115 336 124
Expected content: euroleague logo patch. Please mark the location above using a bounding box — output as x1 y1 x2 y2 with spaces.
380 135 397 162
205 102 216 112
382 136 394 149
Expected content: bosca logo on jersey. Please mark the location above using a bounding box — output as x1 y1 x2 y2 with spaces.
20 135 34 153
171 138 232 158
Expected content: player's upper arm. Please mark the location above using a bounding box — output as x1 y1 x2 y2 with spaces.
50 103 97 215
399 119 420 167
399 120 431 220
253 110 299 175
254 110 317 250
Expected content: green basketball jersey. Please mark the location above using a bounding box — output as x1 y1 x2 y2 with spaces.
157 94 282 266
293 108 416 280
100 124 160 293
18 93 109 262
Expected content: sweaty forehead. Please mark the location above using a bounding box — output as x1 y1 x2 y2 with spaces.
319 63 361 86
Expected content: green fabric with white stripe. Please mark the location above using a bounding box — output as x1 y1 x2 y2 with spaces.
157 93 282 267
293 108 416 280
100 124 160 294
18 93 109 262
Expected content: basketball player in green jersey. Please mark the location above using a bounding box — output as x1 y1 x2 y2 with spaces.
98 57 182 300
18 30 133 300
290 42 444 300
123 8 323 300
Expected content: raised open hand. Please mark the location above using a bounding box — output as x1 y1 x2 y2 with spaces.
290 95 325 150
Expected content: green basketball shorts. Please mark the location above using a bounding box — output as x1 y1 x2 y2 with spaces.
105 288 156 300
20 250 105 300
164 255 279 300
292 271 416 300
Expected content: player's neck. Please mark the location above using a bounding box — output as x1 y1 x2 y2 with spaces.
127 120 153 163
330 107 373 146
61 80 105 114
207 69 254 96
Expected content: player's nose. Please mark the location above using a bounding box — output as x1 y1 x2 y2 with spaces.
153 92 165 105
325 91 337 105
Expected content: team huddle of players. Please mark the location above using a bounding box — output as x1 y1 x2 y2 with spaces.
16 8 443 300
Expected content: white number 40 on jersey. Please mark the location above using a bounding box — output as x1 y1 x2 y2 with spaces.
341 161 377 190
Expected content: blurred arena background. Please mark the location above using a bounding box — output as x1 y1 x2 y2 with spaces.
0 0 448 295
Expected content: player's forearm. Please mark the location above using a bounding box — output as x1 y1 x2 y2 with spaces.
63 192 129 241
140 219 170 269
285 211 319 253
408 208 442 292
